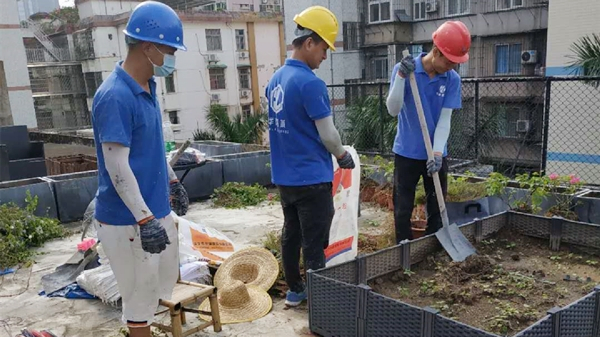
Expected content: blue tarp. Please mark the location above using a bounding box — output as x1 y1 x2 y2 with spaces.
39 283 96 299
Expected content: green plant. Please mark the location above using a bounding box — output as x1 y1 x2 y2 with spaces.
446 173 487 203
0 192 65 269
206 104 267 144
345 95 397 152
211 182 269 208
192 126 217 141
567 33 600 87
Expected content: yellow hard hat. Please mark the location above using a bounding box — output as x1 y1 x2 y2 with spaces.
293 6 339 51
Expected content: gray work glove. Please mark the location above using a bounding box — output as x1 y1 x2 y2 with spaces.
139 217 171 254
426 155 443 176
397 54 416 78
170 180 189 216
337 151 355 169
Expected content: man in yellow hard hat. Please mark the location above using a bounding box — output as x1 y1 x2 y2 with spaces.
265 6 354 307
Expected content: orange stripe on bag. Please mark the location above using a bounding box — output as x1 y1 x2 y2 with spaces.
190 228 235 252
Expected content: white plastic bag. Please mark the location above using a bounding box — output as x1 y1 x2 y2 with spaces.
325 146 361 267
167 148 206 166
176 216 237 265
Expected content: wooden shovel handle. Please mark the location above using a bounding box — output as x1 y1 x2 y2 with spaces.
402 49 450 227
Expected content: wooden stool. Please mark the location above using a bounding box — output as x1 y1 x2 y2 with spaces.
152 280 221 337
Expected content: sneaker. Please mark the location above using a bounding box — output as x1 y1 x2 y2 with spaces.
285 290 307 307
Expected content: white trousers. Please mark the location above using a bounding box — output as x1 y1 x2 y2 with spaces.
96 214 179 327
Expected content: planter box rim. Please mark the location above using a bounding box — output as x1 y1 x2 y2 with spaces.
0 177 48 189
44 170 98 181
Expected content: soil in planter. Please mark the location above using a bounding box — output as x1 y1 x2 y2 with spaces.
370 228 600 336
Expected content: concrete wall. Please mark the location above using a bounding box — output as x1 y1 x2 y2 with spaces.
412 6 547 43
545 0 600 184
0 0 37 128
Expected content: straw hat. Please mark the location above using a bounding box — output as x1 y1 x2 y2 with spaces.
199 280 272 324
213 247 279 291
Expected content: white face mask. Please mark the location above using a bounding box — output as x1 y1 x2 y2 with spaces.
148 45 176 77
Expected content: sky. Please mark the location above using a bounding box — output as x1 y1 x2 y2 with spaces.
59 0 75 7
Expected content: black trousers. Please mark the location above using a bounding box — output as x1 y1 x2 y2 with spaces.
278 182 335 293
393 154 448 243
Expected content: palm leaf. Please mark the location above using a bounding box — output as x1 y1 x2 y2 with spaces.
567 33 600 87
206 104 267 144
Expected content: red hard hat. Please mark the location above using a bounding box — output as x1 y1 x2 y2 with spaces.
432 21 471 64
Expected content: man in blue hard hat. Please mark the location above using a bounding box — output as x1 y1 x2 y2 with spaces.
90 1 189 336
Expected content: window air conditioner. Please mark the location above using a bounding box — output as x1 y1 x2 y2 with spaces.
521 50 537 64
516 120 530 133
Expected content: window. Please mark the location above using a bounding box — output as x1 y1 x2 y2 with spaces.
414 1 427 20
446 0 470 16
457 61 469 77
168 110 179 124
165 73 175 93
238 67 250 89
372 57 389 79
260 4 280 12
206 29 222 51
496 0 523 10
239 4 253 11
242 105 252 119
235 29 246 51
209 68 226 90
495 43 522 75
83 72 103 98
369 0 391 23
343 22 359 50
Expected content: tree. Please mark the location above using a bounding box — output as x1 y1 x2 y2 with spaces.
205 104 267 144
568 33 600 87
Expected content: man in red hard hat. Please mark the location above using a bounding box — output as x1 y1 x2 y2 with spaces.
385 21 471 243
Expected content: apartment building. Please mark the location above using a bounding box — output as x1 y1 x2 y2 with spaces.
544 0 600 183
0 0 37 127
22 0 285 139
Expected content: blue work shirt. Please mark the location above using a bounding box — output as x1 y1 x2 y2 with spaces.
91 61 170 225
265 58 333 186
391 52 462 160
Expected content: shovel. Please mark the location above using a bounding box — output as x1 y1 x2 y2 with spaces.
402 49 476 262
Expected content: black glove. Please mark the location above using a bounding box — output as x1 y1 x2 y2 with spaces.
139 217 171 254
398 54 416 78
426 155 443 176
337 151 355 169
170 180 189 216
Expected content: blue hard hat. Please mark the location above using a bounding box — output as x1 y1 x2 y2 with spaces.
123 1 186 51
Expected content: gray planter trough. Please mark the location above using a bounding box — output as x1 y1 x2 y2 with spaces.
190 140 242 157
308 211 600 337
0 177 57 219
174 160 223 200
212 151 271 186
43 170 98 223
447 197 491 226
574 190 600 225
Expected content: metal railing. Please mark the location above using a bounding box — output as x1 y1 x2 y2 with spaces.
327 76 600 184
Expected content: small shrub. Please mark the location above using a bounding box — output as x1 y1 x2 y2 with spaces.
0 192 65 269
212 182 269 208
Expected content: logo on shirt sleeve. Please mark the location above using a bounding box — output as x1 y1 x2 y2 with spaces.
270 84 284 114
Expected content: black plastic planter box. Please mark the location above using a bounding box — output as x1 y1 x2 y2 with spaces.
574 190 600 225
211 151 271 186
447 197 491 226
190 140 242 157
174 160 223 200
43 170 98 223
0 177 57 219
308 211 600 337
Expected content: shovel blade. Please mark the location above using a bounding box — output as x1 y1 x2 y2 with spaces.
435 223 477 262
